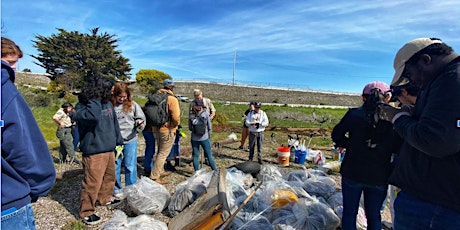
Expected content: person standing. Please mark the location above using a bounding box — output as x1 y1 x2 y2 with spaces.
332 81 401 230
53 102 78 164
190 89 216 120
141 107 156 176
245 102 269 164
149 79 181 185
379 38 460 229
76 77 123 225
111 83 145 194
239 101 255 150
189 99 216 171
68 106 80 152
1 37 56 229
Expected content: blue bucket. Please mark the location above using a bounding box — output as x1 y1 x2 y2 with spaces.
294 150 307 164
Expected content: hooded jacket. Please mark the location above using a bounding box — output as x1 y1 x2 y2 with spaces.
1 60 56 211
75 99 123 156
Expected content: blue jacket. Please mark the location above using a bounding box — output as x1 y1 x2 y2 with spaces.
389 57 460 213
76 99 123 156
1 61 56 211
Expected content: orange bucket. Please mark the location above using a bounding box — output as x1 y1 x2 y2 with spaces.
277 146 290 166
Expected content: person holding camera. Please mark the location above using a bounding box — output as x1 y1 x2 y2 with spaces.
332 81 402 230
379 38 460 229
245 102 269 164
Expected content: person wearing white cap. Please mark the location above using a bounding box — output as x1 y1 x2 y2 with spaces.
332 81 401 230
379 38 460 229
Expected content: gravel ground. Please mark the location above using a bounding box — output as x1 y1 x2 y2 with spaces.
33 135 392 229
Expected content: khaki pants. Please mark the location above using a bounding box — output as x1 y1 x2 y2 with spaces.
240 126 249 147
79 151 115 218
150 132 176 180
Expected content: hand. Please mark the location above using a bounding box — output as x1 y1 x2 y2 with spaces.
255 123 260 129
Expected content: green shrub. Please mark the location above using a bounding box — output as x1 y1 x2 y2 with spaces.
213 112 228 124
64 93 78 104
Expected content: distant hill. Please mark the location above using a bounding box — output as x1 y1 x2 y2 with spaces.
14 72 362 107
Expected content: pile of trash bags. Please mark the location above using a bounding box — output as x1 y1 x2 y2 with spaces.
102 165 368 229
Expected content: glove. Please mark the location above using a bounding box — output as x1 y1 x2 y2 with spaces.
178 127 187 138
115 145 124 159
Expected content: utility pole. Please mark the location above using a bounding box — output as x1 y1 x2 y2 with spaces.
232 50 236 86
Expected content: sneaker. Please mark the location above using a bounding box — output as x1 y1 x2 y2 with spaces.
104 198 121 207
165 161 177 171
238 146 244 150
113 192 124 200
82 214 101 225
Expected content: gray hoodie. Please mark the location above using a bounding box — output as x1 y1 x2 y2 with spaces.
114 101 146 144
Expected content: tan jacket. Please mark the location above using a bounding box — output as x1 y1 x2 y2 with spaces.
146 88 181 133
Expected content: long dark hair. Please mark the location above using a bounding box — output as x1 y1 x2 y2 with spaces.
79 77 114 104
363 88 386 128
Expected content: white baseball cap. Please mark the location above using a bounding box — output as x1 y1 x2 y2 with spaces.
391 38 443 86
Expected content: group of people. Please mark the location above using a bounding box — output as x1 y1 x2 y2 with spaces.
2 36 460 229
332 38 460 229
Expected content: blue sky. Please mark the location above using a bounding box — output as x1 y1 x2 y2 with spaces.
2 0 460 94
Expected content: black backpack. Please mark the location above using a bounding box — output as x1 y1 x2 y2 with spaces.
144 93 169 127
192 113 207 135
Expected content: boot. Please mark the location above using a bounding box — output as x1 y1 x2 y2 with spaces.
165 160 177 171
175 158 185 167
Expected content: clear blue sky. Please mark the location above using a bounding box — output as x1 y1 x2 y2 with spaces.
2 0 460 94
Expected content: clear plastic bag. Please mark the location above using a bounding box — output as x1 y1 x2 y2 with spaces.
123 176 170 215
168 170 210 217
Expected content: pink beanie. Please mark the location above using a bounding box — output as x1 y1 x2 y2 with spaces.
362 81 390 95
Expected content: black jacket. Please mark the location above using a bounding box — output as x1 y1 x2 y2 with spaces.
389 57 460 213
332 107 401 186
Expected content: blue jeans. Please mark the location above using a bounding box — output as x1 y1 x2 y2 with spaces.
1 204 36 230
115 139 138 193
341 177 388 230
167 134 181 160
394 192 460 230
142 131 156 173
72 125 80 150
192 139 216 171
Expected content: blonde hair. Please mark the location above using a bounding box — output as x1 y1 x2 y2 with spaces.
193 89 202 96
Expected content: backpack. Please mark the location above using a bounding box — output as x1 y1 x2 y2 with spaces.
192 114 207 135
144 93 169 127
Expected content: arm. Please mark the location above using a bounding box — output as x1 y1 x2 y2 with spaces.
331 110 351 148
206 98 216 119
133 102 146 131
261 111 269 127
52 109 65 128
75 99 102 127
207 112 212 131
169 96 181 127
2 95 56 201
113 106 124 146
393 77 460 157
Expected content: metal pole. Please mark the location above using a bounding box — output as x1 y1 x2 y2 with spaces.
232 50 236 86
